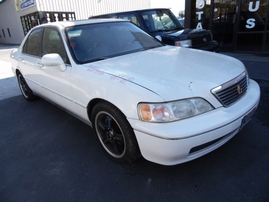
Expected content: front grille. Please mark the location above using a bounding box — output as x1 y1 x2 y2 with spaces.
211 72 248 107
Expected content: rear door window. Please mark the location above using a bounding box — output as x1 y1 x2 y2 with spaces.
22 28 43 57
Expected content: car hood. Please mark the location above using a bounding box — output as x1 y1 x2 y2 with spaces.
155 28 210 40
85 46 245 102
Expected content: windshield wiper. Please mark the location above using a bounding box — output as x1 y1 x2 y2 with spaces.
88 57 109 62
140 46 161 51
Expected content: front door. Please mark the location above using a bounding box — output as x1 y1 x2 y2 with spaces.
39 27 74 111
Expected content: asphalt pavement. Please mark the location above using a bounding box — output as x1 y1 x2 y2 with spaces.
0 44 269 202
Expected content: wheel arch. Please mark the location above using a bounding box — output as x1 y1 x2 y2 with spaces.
15 69 21 76
88 98 141 163
87 98 127 123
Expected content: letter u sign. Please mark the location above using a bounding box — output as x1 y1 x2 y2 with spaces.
249 1 260 12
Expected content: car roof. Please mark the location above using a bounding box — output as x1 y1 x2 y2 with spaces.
89 8 170 17
111 8 169 13
37 18 127 29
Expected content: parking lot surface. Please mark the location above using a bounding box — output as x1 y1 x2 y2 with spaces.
0 45 269 201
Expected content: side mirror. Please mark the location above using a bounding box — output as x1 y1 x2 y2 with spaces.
155 35 162 42
41 53 66 72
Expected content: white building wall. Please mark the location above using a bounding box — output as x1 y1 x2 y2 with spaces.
0 0 150 44
36 0 150 19
150 0 185 17
0 0 25 44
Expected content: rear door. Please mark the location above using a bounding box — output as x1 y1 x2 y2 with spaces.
19 28 43 93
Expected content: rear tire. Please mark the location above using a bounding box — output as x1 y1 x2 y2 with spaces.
17 71 36 101
91 101 141 164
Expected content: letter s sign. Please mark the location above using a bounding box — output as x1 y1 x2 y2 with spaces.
246 18 256 29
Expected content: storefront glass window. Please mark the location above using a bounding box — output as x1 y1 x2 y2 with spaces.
236 33 264 51
212 0 237 44
187 0 269 53
192 0 212 30
265 34 269 52
238 0 268 32
236 0 269 52
21 12 40 35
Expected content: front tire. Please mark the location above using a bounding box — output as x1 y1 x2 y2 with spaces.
17 71 36 101
92 102 141 164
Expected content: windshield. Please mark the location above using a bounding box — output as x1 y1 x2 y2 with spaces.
141 9 184 32
65 21 163 63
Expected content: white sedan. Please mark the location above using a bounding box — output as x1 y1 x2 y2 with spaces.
10 19 260 166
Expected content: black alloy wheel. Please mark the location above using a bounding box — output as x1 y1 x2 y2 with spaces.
17 71 35 101
92 102 141 164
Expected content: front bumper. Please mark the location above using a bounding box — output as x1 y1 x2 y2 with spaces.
128 79 260 166
193 40 219 52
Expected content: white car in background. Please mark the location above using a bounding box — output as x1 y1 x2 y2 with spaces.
10 19 260 166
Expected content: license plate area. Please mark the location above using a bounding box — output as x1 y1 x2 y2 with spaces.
240 107 256 130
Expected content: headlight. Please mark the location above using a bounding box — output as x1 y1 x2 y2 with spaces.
138 98 214 122
175 39 192 47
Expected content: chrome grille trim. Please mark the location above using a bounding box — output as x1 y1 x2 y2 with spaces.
211 72 248 107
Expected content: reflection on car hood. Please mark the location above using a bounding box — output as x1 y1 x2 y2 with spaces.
86 46 245 101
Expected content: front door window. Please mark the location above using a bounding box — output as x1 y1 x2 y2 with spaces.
42 27 69 64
